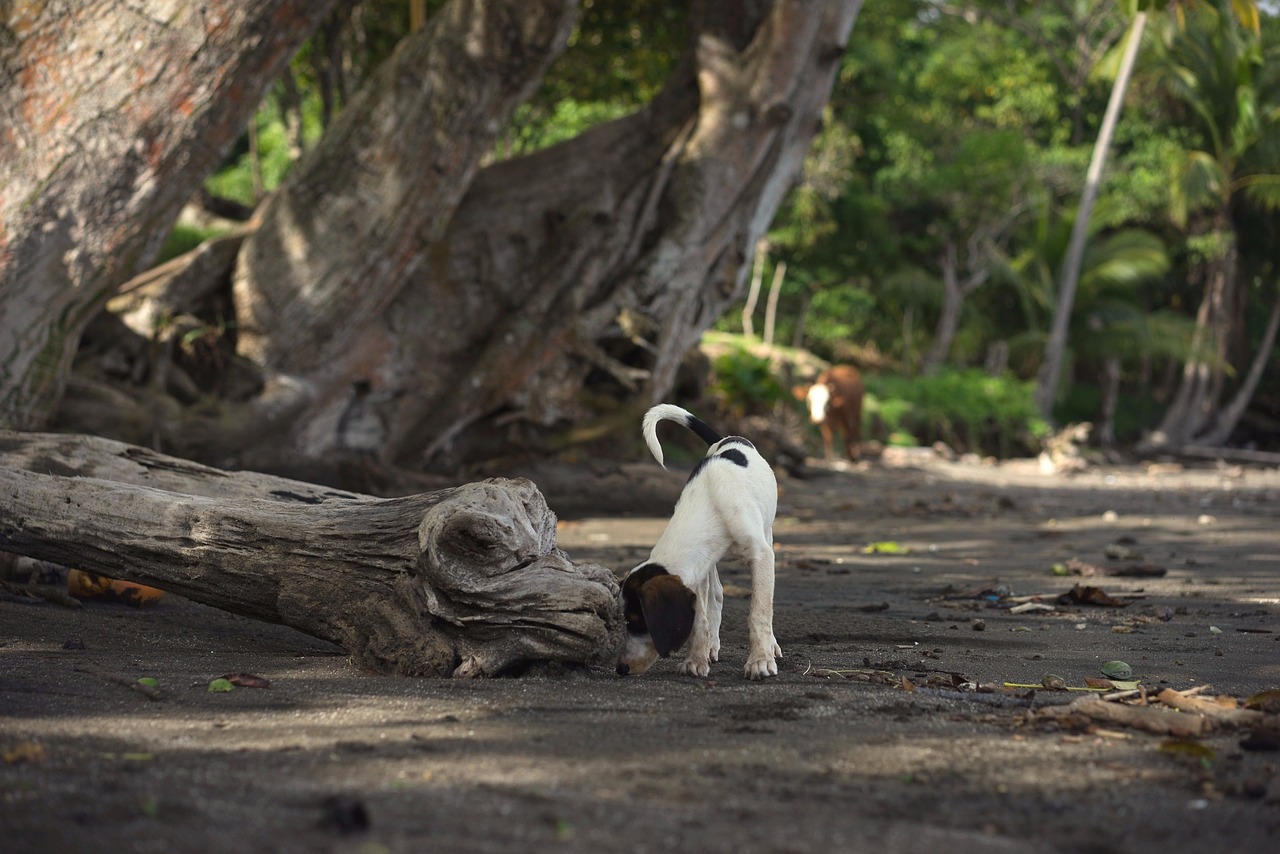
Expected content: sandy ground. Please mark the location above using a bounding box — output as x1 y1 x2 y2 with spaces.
3 452 1280 853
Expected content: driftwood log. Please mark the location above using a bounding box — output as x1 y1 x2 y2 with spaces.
0 431 623 677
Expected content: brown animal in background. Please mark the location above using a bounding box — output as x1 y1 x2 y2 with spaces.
799 365 864 461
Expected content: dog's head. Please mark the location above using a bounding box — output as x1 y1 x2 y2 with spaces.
616 563 695 676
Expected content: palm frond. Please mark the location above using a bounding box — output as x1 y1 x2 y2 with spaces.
1234 173 1280 211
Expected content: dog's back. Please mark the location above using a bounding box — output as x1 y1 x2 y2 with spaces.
642 404 776 533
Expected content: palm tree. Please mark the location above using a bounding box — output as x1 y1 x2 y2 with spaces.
1013 207 1181 443
1035 4 1149 419
1141 2 1280 450
1036 0 1262 422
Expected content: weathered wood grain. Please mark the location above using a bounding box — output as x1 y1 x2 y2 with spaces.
0 431 622 676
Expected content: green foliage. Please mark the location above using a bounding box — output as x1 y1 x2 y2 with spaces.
157 224 225 264
864 370 1050 457
502 0 684 155
802 286 878 357
707 349 785 416
204 90 324 207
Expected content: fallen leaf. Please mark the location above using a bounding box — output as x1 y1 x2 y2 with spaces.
3 742 46 764
1058 584 1130 608
1107 564 1167 577
1243 689 1280 714
67 569 165 606
1159 740 1216 765
207 678 235 693
863 541 910 555
220 673 271 689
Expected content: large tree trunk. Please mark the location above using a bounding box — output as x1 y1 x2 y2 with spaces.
130 0 861 472
0 0 339 431
0 431 622 677
232 0 578 377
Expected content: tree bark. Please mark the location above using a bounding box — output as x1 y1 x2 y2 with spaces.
224 0 861 470
0 0 340 431
232 0 579 376
0 431 622 677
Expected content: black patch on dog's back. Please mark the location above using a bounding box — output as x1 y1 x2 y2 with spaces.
719 436 754 451
685 445 751 483
686 456 711 483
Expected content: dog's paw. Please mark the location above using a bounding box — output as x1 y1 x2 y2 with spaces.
709 639 720 662
743 654 778 680
678 656 711 678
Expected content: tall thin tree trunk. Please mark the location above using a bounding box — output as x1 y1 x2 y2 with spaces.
1036 11 1147 419
1143 207 1238 451
763 261 786 346
902 305 915 378
1098 356 1121 447
742 238 767 337
791 286 814 349
922 241 989 375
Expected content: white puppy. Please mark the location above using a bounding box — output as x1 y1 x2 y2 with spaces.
616 404 780 680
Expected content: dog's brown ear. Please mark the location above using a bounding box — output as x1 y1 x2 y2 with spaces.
639 575 696 657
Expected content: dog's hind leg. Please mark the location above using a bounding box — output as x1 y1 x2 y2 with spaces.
708 566 723 663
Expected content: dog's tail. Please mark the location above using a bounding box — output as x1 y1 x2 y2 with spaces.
642 404 723 469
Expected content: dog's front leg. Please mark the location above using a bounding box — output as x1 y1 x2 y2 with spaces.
744 540 780 680
678 570 715 677
708 566 723 663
